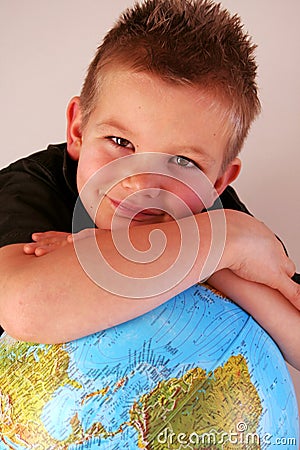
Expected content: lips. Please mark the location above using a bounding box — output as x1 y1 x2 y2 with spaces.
107 196 164 220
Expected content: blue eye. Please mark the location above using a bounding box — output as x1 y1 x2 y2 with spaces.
170 155 199 169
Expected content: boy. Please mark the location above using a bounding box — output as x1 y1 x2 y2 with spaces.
0 0 299 369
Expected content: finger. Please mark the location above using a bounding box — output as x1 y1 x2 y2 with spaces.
32 232 54 241
70 228 96 242
34 247 51 257
277 275 300 310
34 240 69 257
31 237 57 247
33 235 71 248
32 231 70 242
23 242 39 254
34 245 60 256
285 257 297 278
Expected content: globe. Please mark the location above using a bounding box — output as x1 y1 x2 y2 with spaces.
0 284 298 449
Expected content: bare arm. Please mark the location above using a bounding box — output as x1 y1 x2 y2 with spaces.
0 209 298 344
0 214 211 343
1 242 172 343
209 269 300 370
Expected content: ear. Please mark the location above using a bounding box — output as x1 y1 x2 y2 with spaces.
213 157 241 196
66 96 83 161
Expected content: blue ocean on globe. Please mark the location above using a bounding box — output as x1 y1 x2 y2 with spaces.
0 283 298 449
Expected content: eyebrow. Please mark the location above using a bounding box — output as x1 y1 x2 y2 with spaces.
182 147 215 167
95 120 130 135
96 120 216 166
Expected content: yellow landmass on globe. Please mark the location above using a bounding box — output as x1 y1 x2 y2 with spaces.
0 333 262 450
0 336 105 448
130 354 262 449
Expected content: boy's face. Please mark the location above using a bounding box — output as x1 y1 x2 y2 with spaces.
67 67 240 229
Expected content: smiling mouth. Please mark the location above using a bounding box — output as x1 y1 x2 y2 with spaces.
107 196 164 221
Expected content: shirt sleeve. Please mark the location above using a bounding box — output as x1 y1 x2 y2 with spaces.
218 185 252 215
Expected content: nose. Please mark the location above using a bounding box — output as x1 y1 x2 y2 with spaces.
121 173 162 198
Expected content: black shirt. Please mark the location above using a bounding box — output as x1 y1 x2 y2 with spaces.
0 143 92 247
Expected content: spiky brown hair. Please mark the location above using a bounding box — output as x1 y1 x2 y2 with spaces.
80 0 261 169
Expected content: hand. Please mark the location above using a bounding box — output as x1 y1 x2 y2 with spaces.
23 229 96 257
221 210 300 309
23 231 71 256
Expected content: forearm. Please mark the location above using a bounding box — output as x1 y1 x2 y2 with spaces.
0 214 214 343
1 208 298 345
209 270 300 370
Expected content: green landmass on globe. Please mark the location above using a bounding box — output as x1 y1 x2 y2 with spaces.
0 284 297 449
0 337 260 449
130 354 262 449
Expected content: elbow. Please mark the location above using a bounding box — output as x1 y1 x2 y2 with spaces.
0 245 51 343
0 286 66 345
0 287 43 343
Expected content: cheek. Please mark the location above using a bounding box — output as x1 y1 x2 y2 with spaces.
163 180 213 217
174 189 205 216
182 189 205 213
76 150 112 193
76 160 94 195
94 198 114 229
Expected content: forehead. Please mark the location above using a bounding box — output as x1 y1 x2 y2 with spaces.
92 67 232 167
99 65 224 103
97 66 230 127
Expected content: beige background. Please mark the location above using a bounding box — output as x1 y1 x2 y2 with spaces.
1 0 299 425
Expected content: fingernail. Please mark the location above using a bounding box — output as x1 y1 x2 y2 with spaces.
32 233 41 239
